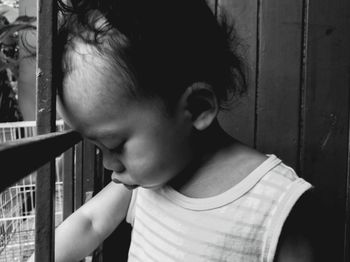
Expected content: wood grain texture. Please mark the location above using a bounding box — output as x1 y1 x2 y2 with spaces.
217 0 258 147
83 139 96 196
346 111 350 261
75 141 83 210
63 147 74 219
256 0 304 168
34 162 55 262
63 123 75 220
95 148 105 188
35 0 58 260
93 147 105 261
300 0 350 260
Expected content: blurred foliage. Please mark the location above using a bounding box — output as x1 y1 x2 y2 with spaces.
0 0 19 8
0 10 36 122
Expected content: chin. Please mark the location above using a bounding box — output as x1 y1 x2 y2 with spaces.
141 183 165 190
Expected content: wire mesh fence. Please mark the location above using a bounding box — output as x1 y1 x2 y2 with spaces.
0 120 64 262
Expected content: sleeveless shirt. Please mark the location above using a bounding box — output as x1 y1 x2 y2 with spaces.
126 155 312 262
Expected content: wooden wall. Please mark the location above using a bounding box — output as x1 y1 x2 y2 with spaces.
210 0 350 260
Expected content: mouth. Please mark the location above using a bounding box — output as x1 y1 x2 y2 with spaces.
111 173 138 190
111 177 122 184
123 184 138 190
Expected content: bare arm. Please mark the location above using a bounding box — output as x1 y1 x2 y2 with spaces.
55 182 132 262
28 182 132 262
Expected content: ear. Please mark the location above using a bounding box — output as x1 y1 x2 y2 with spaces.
179 82 219 131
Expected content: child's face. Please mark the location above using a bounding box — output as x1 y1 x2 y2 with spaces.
58 47 194 190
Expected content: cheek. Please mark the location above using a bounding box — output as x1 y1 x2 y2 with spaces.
125 130 191 184
125 136 168 173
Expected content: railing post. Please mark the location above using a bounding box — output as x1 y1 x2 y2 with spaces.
75 141 84 210
35 0 57 261
63 147 75 219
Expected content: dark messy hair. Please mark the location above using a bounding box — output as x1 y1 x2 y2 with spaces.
57 0 247 111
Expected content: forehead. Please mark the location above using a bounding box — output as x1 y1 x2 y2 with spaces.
59 41 134 130
64 40 131 97
67 40 139 102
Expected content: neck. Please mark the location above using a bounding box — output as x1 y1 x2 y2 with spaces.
195 120 234 151
169 120 238 192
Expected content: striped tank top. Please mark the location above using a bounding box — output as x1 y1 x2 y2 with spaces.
126 155 312 262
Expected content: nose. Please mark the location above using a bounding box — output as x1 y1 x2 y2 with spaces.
102 151 126 173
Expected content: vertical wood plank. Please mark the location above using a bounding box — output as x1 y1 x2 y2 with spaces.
63 123 74 219
346 112 350 262
34 164 56 262
93 148 105 262
63 146 74 219
300 0 350 260
82 142 105 261
256 0 304 168
217 0 258 147
82 139 96 199
75 141 84 210
35 0 57 261
95 148 105 189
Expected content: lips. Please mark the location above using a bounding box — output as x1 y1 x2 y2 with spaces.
112 177 122 184
111 172 138 190
111 172 122 183
123 184 138 190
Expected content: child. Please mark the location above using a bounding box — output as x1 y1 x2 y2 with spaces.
39 0 317 261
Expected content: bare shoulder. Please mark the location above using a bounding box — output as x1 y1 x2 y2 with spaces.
274 190 320 262
228 141 268 173
212 141 268 191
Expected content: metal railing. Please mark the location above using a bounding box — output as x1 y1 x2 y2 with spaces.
0 121 65 262
0 1 95 261
0 122 82 261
